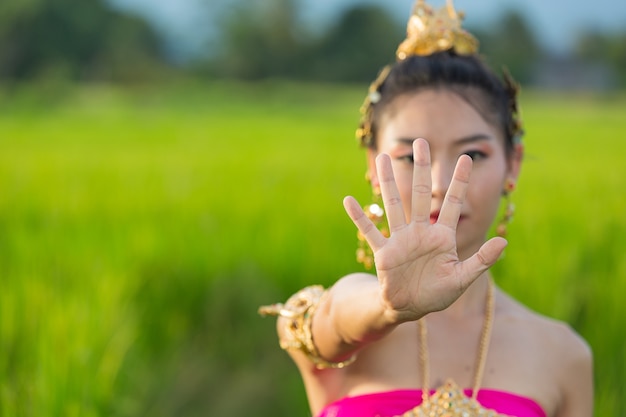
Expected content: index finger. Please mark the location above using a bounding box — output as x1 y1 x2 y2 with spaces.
343 196 387 251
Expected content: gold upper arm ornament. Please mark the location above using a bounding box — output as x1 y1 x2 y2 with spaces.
259 285 357 369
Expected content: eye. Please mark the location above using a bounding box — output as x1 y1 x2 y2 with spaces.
397 154 414 163
463 150 487 161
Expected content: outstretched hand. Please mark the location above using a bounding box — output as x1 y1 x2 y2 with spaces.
343 138 507 323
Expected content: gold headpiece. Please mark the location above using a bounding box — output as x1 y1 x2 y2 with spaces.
357 0 480 147
396 0 478 60
356 0 522 149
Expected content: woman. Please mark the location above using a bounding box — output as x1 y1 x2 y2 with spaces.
260 1 593 416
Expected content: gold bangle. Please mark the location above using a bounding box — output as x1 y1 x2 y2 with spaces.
259 285 357 369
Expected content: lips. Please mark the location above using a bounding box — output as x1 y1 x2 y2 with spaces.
430 211 467 224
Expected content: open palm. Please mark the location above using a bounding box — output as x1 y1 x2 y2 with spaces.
344 139 507 323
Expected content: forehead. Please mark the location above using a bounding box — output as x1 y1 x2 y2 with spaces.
377 88 501 146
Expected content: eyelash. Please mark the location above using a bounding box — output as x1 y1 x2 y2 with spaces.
397 150 487 164
464 150 488 161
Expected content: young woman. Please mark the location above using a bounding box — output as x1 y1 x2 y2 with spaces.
260 1 593 416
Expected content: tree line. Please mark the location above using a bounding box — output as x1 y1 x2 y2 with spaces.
0 0 624 88
0 0 165 83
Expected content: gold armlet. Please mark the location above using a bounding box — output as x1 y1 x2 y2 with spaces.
258 285 357 369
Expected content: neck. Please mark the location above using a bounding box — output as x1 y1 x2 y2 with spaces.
441 273 492 319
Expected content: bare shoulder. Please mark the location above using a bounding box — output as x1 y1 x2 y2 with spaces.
498 290 592 363
504 291 590 355
497 290 594 416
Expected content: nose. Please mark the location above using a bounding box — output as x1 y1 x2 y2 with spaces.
431 159 453 199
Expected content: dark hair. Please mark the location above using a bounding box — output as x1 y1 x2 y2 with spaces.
358 51 523 155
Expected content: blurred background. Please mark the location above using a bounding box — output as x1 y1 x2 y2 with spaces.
0 0 624 416
2 0 626 86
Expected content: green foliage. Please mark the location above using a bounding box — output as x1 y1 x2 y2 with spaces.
210 1 402 81
0 81 624 416
470 10 542 83
210 2 548 84
211 0 304 79
575 30 626 88
0 0 167 82
306 5 403 82
2 0 624 90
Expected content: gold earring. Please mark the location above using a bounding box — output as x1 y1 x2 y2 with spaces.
356 185 389 270
496 179 516 238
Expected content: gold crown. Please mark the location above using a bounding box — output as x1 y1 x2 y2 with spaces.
396 0 478 60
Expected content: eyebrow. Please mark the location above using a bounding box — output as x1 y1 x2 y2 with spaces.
395 134 494 146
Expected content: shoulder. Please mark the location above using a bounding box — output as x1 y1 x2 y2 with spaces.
498 290 591 363
333 272 379 287
497 291 593 415
531 314 593 415
531 315 594 416
508 294 590 360
497 289 577 332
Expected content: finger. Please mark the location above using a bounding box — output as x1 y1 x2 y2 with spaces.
343 196 386 251
437 154 472 229
457 237 508 287
376 154 406 232
411 138 432 223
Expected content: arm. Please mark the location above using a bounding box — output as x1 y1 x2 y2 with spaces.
275 273 394 371
274 140 506 370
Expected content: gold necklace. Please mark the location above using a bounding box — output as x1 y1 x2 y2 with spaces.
397 279 512 417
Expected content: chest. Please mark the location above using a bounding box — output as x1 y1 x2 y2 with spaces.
345 319 559 416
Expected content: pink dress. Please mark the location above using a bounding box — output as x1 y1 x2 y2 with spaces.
317 388 546 417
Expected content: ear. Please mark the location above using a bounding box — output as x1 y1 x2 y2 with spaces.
366 148 380 190
507 143 524 183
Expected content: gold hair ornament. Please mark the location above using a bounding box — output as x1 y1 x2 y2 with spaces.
259 286 357 369
355 65 391 147
503 67 525 143
396 0 479 60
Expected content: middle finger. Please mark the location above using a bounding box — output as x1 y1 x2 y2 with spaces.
411 138 432 224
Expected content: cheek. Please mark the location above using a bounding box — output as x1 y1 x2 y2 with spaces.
467 174 505 220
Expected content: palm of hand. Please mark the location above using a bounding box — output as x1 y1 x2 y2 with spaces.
344 139 506 323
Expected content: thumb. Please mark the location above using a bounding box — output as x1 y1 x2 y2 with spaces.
458 237 508 287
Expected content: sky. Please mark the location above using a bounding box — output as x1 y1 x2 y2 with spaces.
106 0 626 61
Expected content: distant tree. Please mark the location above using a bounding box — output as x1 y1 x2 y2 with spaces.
469 10 542 83
0 0 168 82
575 30 626 88
212 0 303 79
209 1 402 81
209 4 542 84
307 5 403 82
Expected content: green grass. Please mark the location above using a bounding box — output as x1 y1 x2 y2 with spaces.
0 80 624 416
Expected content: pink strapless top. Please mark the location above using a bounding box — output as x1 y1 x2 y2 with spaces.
317 388 546 417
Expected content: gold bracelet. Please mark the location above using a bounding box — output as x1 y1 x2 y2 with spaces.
259 285 357 369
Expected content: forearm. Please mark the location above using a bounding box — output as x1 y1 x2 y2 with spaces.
311 273 405 364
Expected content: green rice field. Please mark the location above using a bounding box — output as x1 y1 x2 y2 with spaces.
0 79 624 416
